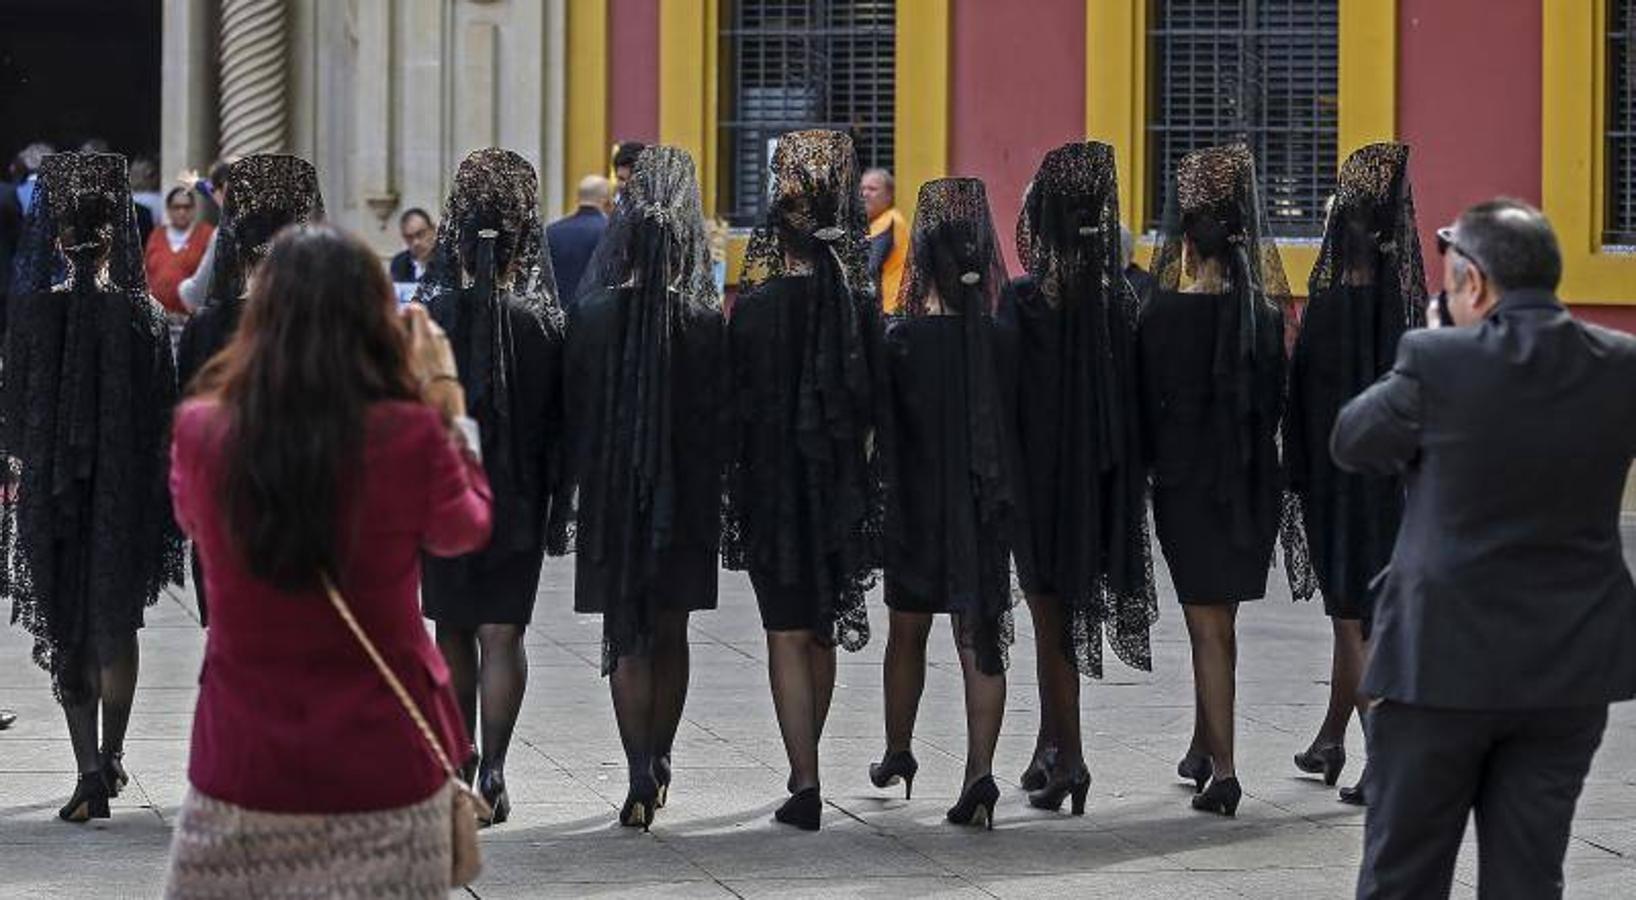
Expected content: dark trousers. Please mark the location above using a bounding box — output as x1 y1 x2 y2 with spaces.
1357 701 1608 900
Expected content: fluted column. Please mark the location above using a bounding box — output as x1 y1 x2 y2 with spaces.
219 0 289 157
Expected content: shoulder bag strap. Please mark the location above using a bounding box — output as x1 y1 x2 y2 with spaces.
320 573 459 780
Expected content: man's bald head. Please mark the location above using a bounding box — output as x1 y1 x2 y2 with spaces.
578 175 613 214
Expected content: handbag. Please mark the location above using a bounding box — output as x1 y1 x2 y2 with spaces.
321 574 491 887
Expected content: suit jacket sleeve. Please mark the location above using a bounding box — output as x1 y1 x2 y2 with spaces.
1331 333 1425 476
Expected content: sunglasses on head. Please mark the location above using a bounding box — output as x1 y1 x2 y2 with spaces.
1436 226 1481 269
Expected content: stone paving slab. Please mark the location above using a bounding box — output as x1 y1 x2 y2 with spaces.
2 528 1634 897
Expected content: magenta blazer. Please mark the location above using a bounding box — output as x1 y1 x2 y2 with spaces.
171 399 492 813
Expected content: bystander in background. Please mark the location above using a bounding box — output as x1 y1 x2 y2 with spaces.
546 175 611 304
863 167 907 311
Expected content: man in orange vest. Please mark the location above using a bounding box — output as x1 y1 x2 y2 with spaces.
863 168 908 312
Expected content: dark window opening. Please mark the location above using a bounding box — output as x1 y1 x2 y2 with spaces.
1147 0 1338 238
719 0 895 227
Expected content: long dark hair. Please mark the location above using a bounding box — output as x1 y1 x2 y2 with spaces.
195 225 420 591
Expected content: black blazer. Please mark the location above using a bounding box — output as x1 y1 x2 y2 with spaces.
1333 289 1636 709
546 206 607 305
389 250 420 284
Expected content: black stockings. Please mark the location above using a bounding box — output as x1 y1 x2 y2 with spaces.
766 629 836 793
881 611 1004 787
610 612 692 781
1183 603 1239 779
62 634 139 775
1025 594 1083 772
436 623 528 778
1309 616 1369 751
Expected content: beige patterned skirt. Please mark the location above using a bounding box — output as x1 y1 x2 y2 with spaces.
164 783 452 899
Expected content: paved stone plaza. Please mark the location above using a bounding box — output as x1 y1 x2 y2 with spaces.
3 529 1634 899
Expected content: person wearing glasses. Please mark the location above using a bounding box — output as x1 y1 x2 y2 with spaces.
1338 199 1636 899
144 185 214 344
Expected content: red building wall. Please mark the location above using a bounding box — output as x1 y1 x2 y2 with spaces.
947 0 1086 274
608 0 659 145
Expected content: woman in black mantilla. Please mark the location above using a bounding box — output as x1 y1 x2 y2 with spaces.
1139 144 1314 817
566 145 724 830
1 152 184 821
725 129 880 832
1288 143 1425 805
869 177 1016 828
415 148 568 826
175 154 325 625
1004 141 1158 815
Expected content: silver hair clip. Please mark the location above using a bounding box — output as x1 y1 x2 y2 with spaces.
478 228 500 239
959 271 981 286
1077 225 1099 237
813 226 844 243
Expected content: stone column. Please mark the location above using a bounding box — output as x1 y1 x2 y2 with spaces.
219 0 289 157
161 0 217 181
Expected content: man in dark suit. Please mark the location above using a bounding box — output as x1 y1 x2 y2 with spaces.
1334 199 1636 900
390 207 437 285
547 175 611 305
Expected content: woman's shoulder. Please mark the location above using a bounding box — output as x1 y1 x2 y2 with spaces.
173 398 228 457
367 400 443 437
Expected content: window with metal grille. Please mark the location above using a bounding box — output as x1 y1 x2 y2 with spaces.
1147 0 1338 237
1607 0 1636 246
718 0 895 227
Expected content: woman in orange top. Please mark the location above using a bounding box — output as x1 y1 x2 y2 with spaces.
144 186 213 315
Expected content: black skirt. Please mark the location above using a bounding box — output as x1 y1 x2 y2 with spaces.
723 276 879 647
1138 288 1285 604
422 551 546 627
1289 285 1405 620
565 285 723 632
877 316 1016 674
421 288 565 627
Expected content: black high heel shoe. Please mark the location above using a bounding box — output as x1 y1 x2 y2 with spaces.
1293 743 1346 787
1339 761 1371 806
1028 764 1090 815
59 773 111 823
1191 776 1242 817
654 755 672 809
620 775 659 831
1177 751 1212 793
868 749 918 799
775 787 822 831
478 768 510 827
947 776 999 829
99 749 128 799
1019 746 1056 792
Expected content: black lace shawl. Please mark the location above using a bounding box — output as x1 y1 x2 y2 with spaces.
178 155 325 393
0 152 183 701
1009 141 1157 677
417 148 569 565
1289 142 1426 606
725 129 879 650
1149 144 1315 600
882 177 1015 674
568 146 723 673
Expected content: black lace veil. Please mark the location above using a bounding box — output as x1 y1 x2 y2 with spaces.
1 152 183 700
1150 144 1314 600
416 148 567 557
887 176 1014 674
726 129 878 652
208 154 325 305
1307 142 1427 332
574 145 720 673
740 129 873 294
1015 141 1158 677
